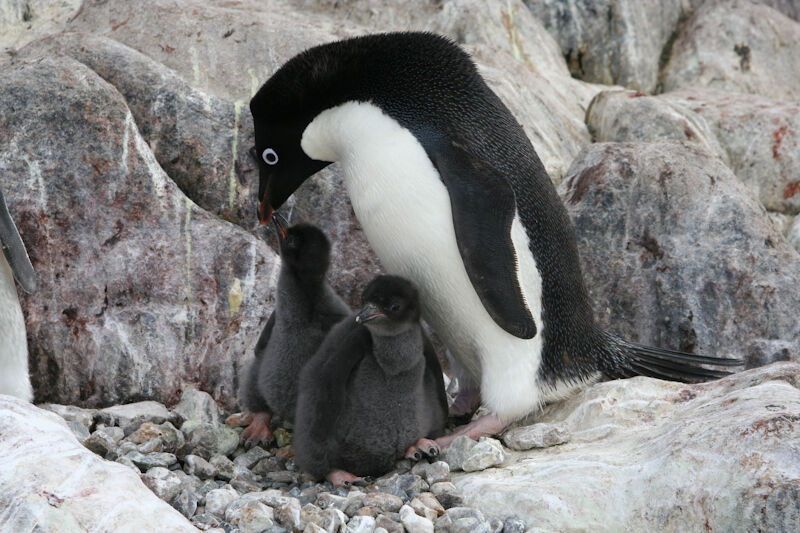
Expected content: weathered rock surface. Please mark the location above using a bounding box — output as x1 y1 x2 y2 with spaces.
587 88 800 215
0 0 81 51
0 55 275 409
523 0 700 93
454 362 800 531
661 0 800 101
559 141 800 368
0 395 199 531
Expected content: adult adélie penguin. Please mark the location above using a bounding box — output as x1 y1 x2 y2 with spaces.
0 186 38 402
249 32 742 442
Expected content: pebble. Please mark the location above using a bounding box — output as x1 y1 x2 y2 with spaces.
191 512 222 530
141 466 185 502
67 419 91 443
205 485 239 517
84 427 124 457
185 454 217 479
502 516 527 533
400 504 434 533
343 515 376 533
416 493 445 516
180 421 239 459
460 438 505 473
233 445 270 469
274 427 292 447
408 497 439 522
41 403 97 431
411 461 450 485
125 450 178 470
375 514 404 533
98 401 171 427
430 483 464 509
172 387 222 426
362 492 404 513
376 473 429 500
435 507 491 533
502 422 571 450
225 500 275 532
209 454 235 480
173 489 199 518
440 436 477 471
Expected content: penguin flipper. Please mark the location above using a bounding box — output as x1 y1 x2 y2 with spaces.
429 140 536 339
253 312 276 357
0 189 37 293
422 333 448 438
294 320 369 479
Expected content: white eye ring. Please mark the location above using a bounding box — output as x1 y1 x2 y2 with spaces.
262 148 279 165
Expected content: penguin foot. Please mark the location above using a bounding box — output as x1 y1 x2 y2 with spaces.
405 438 440 461
326 469 371 487
241 411 274 448
435 413 508 449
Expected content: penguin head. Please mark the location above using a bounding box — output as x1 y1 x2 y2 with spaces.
273 216 331 280
249 32 473 224
356 275 420 336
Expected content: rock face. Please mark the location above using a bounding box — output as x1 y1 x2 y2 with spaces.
661 0 800 101
455 362 800 531
559 141 800 368
587 88 800 216
0 395 198 531
0 55 275 409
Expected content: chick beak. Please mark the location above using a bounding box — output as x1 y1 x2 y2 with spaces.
355 303 386 324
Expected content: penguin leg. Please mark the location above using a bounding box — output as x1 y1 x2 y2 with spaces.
241 411 274 448
404 438 440 461
326 469 372 488
434 413 508 449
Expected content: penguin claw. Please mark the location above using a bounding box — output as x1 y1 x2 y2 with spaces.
240 412 274 448
405 438 440 462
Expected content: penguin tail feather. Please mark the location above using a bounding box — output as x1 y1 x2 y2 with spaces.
600 332 743 383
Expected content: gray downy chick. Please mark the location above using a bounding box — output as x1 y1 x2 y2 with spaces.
293 275 448 485
240 215 350 447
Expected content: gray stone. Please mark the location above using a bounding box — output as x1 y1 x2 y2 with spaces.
0 0 82 52
362 493 404 514
141 466 189 503
39 403 96 430
559 141 800 367
503 422 571 450
231 474 263 494
788 215 800 253
225 500 276 532
452 363 800 531
99 401 172 427
400 504 434 533
128 421 185 453
126 450 178 471
172 489 199 519
411 461 451 485
84 426 124 456
440 436 477 471
488 517 503 533
434 507 490 533
502 516 527 533
523 0 697 93
184 454 217 480
375 514 404 533
343 515 376 533
173 387 223 426
192 513 222 530
205 485 239 517
416 493 445 517
276 497 304 531
429 483 464 510
408 498 440 522
316 492 349 512
209 454 236 481
460 439 505 473
180 421 240 459
662 0 800 101
233 445 271 469
66 419 91 443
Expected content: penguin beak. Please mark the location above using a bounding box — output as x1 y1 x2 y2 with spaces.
271 212 288 241
0 190 37 293
355 303 386 324
259 190 274 225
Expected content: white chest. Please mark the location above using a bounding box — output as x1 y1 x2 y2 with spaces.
0 254 33 401
301 101 546 420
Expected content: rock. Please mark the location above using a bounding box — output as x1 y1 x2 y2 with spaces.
559 141 800 367
662 0 800 101
205 485 239 517
173 387 223 426
400 504 434 533
66 419 91 443
375 473 429 501
141 466 187 502
440 436 478 472
362 493 404 514
180 421 240 459
416 493 445 516
0 0 82 52
276 497 304 531
502 516 527 533
233 445 270 469
5 404 199 531
375 514 404 533
172 489 199 519
225 500 276 532
429 483 464 510
409 498 440 522
274 427 293 448
434 507 490 533
587 88 800 216
523 0 696 93
39 403 97 430
98 401 172 427
502 422 571 450
192 512 222 530
460 438 505 473
788 215 800 253
126 450 178 471
411 461 451 485
209 454 236 481
84 426 125 457
184 454 217 479
128 421 186 453
0 53 276 410
452 363 800 531
343 515 376 533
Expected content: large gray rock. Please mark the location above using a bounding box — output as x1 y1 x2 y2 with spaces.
453 362 800 531
587 88 800 215
523 0 700 93
0 55 275 409
0 0 82 52
559 141 800 368
0 395 199 531
662 0 800 101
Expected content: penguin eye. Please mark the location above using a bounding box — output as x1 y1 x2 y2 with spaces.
389 302 401 312
262 148 279 165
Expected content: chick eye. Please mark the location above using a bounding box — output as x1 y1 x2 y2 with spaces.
389 303 401 312
262 148 279 165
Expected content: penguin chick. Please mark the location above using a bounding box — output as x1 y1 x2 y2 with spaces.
240 214 350 447
293 275 448 485
0 187 37 402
